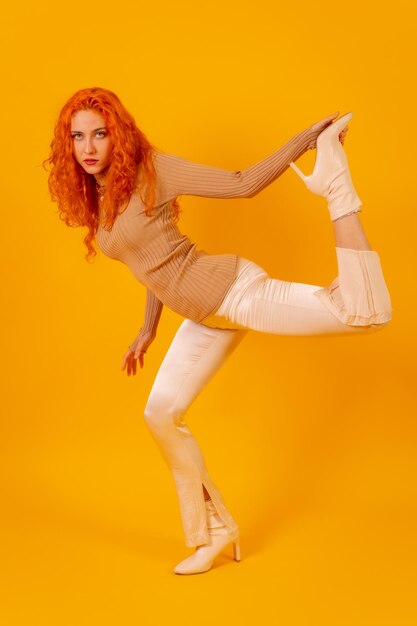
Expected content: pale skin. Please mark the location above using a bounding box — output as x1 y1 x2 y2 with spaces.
69 108 371 386
70 109 113 187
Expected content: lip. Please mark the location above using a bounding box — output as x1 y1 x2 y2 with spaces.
84 159 98 164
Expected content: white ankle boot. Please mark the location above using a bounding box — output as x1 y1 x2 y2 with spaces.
173 500 241 575
289 112 362 221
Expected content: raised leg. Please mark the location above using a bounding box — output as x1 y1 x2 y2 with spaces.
332 211 372 251
143 318 247 547
284 112 393 327
211 249 393 336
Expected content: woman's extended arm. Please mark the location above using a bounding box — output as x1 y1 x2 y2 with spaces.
128 288 164 352
153 126 316 203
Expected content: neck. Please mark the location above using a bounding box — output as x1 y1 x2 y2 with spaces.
94 174 106 188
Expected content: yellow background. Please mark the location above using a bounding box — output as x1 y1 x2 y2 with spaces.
1 0 416 623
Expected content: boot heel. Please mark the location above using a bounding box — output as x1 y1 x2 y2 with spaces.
289 161 307 181
233 538 241 562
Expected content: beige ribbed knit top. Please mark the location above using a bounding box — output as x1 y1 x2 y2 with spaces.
96 126 313 345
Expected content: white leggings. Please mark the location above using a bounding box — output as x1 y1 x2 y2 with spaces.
143 247 393 547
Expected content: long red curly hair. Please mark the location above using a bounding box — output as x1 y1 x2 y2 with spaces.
43 87 181 262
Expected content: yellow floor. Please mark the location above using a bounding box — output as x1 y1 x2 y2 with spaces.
1 471 416 625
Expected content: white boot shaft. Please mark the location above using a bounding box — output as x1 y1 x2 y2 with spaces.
290 112 362 221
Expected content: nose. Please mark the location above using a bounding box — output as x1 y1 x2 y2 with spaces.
84 137 96 155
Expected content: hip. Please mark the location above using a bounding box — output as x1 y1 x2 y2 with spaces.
199 256 269 330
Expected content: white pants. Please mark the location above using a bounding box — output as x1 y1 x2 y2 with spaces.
143 247 393 547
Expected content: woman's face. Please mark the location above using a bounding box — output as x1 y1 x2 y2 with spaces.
71 109 113 178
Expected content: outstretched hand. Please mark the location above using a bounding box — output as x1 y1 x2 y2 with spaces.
121 331 155 376
121 347 145 376
307 111 349 150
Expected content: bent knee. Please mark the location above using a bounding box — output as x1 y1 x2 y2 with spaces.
144 398 168 426
144 395 186 430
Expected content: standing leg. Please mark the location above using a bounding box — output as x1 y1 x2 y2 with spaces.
143 319 247 548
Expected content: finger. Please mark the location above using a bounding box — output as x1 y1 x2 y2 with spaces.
132 352 140 375
139 353 144 369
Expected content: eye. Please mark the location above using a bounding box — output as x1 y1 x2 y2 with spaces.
96 131 106 138
71 133 82 140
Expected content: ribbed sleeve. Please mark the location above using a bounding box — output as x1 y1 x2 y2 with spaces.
128 288 164 351
142 288 164 335
153 127 313 204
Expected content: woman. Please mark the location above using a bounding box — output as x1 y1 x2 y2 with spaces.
44 87 393 575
